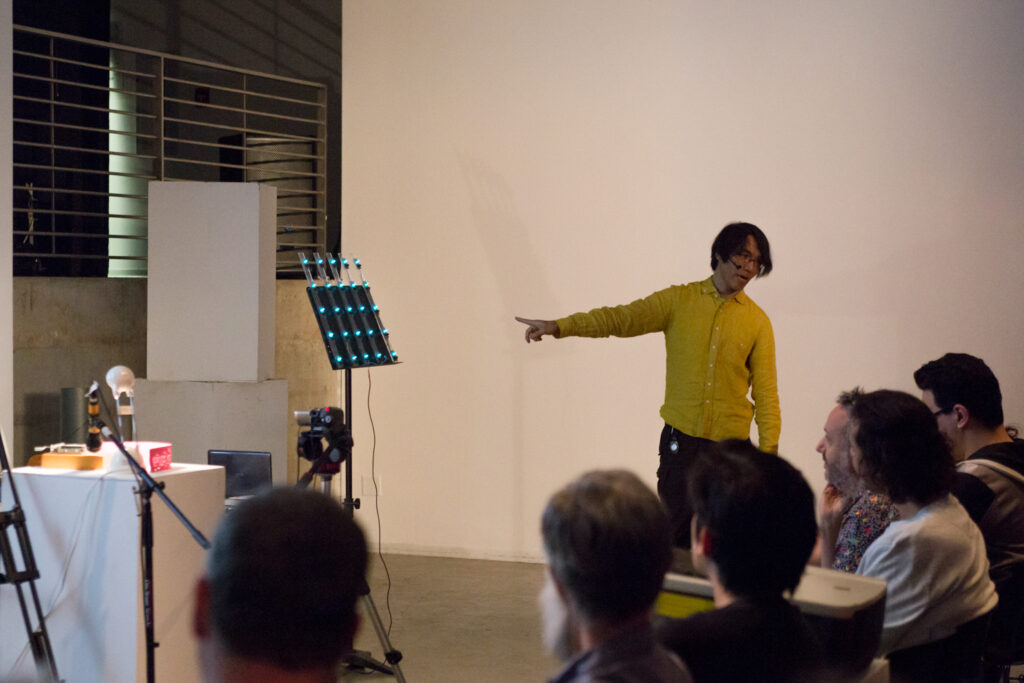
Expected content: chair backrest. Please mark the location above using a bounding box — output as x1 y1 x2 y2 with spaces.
888 610 992 683
986 562 1024 666
207 450 272 498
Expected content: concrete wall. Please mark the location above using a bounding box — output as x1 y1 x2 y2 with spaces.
13 278 147 464
11 279 339 486
342 0 1024 561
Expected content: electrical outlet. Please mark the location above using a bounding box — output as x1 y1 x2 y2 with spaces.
361 475 381 497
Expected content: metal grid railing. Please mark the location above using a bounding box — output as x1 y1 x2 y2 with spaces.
12 25 327 276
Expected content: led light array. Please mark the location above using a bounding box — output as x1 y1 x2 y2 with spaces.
300 252 398 369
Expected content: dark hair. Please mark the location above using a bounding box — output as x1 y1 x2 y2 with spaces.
834 387 865 450
837 387 864 409
849 390 954 505
710 222 773 276
688 440 816 597
914 353 1005 430
542 469 672 624
207 487 368 671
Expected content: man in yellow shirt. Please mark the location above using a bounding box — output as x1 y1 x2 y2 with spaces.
516 222 779 547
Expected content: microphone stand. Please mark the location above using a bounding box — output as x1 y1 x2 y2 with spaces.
99 424 211 683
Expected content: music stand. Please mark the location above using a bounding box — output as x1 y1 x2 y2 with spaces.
299 253 405 682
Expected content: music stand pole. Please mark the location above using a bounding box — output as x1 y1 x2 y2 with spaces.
338 368 406 683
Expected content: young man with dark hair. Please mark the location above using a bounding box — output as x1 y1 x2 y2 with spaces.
914 353 1024 571
540 469 692 683
193 487 368 683
654 440 823 683
517 222 780 547
848 390 996 656
914 353 1024 671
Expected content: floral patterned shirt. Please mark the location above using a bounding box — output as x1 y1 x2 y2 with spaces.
832 490 898 573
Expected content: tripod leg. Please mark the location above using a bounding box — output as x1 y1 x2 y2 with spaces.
360 591 406 683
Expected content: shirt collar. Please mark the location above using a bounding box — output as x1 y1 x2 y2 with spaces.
700 276 749 305
547 623 659 683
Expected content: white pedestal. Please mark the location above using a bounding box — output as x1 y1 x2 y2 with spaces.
0 464 224 683
134 378 288 485
147 181 277 382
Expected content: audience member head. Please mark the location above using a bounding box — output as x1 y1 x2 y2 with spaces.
914 353 1012 460
709 222 773 277
194 487 367 682
689 440 816 599
540 469 672 658
817 388 864 496
848 389 955 506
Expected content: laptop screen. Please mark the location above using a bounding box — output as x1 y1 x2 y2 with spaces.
208 450 272 498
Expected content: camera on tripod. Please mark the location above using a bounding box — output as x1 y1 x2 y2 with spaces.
295 407 352 475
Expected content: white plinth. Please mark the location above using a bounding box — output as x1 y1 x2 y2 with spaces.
147 181 276 382
0 464 224 683
134 378 288 485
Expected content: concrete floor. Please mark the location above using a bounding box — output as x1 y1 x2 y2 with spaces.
340 553 558 683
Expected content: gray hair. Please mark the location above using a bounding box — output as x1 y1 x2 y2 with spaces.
541 469 672 624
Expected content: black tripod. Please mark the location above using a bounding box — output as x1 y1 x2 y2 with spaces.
296 369 406 682
0 431 60 683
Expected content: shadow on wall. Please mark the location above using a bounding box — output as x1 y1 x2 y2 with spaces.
457 150 560 552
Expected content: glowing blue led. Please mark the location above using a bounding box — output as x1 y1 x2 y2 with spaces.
342 259 348 266
382 328 388 335
354 258 361 267
342 331 350 337
310 283 317 289
391 351 398 359
346 306 353 313
317 259 323 265
363 353 369 359
364 283 371 289
354 330 362 336
376 352 383 359
327 331 334 338
335 356 342 363
372 305 379 312
318 307 325 313
359 306 366 312
302 258 309 265
333 307 340 313
351 355 358 362
367 330 374 336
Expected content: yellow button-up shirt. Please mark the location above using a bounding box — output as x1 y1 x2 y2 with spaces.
556 277 780 452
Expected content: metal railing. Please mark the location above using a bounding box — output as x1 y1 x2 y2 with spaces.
12 25 327 276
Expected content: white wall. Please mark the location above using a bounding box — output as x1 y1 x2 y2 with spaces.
341 1 1024 561
2 0 12 449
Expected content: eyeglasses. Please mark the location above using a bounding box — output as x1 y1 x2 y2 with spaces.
728 250 764 274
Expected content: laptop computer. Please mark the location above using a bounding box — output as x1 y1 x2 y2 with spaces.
207 450 272 510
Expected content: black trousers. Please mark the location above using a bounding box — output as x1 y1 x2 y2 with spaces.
656 424 717 549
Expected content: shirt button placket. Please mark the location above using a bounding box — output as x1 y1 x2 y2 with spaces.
704 306 723 434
